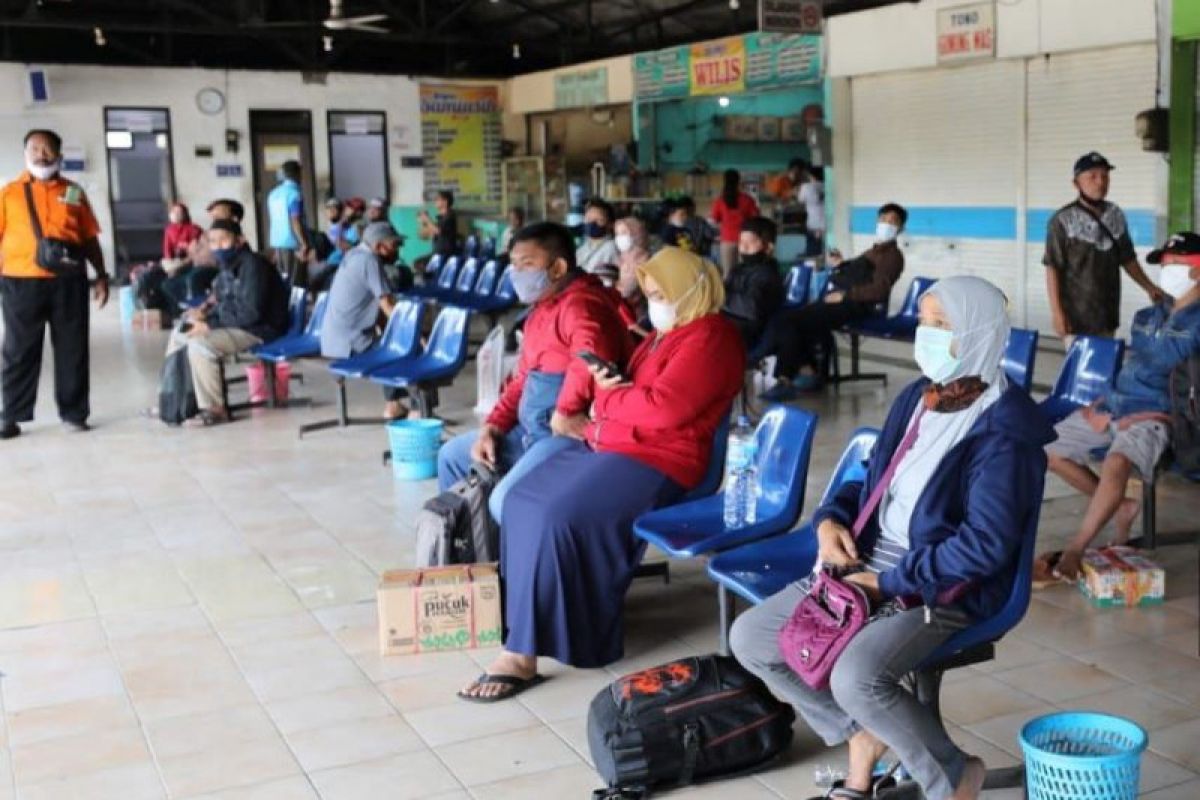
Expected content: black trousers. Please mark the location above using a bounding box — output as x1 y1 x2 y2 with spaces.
1 274 90 424
764 301 869 380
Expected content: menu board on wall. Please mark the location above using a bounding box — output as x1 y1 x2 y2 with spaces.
554 67 609 109
635 32 821 102
419 84 502 210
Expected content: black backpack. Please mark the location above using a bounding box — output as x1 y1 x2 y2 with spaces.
158 347 198 425
587 654 795 799
413 463 500 567
1170 354 1200 472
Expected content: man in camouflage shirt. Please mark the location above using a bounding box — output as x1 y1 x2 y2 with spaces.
1043 151 1165 345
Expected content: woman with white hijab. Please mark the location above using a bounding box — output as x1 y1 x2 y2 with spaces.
732 276 1055 800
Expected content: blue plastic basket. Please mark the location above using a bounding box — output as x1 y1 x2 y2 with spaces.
1020 712 1147 800
387 419 444 481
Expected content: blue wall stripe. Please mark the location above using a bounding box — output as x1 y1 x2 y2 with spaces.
850 205 1157 247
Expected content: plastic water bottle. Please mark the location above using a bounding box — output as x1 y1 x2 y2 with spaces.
723 415 759 529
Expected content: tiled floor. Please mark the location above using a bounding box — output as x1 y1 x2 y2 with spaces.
0 305 1196 799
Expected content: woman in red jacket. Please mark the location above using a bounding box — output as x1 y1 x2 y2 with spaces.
459 247 745 702
162 202 203 260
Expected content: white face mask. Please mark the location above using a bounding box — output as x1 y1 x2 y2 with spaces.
1160 264 1197 300
648 300 676 332
26 156 60 180
615 233 633 253
875 222 899 242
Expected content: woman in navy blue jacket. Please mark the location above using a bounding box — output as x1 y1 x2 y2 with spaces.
732 276 1054 800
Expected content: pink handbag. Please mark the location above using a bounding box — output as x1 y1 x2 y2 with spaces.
778 408 927 690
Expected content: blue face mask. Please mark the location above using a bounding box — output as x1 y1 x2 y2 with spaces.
585 222 608 239
212 247 237 268
913 325 961 384
510 266 552 304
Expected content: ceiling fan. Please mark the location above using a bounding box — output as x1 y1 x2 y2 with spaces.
321 0 388 33
249 0 390 34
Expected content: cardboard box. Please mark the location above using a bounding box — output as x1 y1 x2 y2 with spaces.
722 115 759 141
378 564 502 655
781 117 807 142
757 116 781 142
131 309 165 331
1079 546 1165 608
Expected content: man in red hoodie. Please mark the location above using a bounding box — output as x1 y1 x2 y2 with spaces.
436 221 630 520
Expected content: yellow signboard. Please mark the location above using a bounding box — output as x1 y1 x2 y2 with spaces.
419 84 502 209
689 37 746 96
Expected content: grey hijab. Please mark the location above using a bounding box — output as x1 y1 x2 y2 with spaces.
921 275 1010 387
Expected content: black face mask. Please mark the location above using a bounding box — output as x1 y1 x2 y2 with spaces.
740 251 769 265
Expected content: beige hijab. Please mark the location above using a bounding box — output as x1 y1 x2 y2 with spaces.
637 246 725 328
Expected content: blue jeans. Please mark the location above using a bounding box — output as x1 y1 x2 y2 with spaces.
436 427 579 523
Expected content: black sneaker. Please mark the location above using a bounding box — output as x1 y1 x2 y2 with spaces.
0 422 20 440
62 420 90 433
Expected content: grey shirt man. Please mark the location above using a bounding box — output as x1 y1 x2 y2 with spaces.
320 242 389 358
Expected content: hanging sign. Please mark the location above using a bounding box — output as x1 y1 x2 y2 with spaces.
759 0 822 35
689 37 746 96
419 84 502 211
636 32 820 102
936 2 996 64
554 67 609 109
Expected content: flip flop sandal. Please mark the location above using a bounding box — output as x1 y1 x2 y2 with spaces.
806 770 899 800
1032 551 1063 589
457 673 546 704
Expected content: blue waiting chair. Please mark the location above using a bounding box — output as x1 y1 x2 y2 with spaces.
831 276 936 387
480 236 496 262
897 484 1042 794
1039 334 1125 424
368 305 472 417
706 427 879 647
472 265 518 320
224 291 329 416
464 235 480 259
1002 327 1039 392
634 407 819 563
297 300 426 438
409 256 460 298
782 264 812 308
445 259 498 308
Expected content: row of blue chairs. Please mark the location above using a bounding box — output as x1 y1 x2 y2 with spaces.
410 256 517 315
297 301 473 437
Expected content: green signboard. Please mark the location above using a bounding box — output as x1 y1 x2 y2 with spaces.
634 32 821 101
554 67 609 109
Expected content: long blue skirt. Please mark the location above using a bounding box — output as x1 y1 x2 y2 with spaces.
500 441 683 668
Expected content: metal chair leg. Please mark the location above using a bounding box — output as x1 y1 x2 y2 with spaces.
717 585 736 657
1142 473 1157 551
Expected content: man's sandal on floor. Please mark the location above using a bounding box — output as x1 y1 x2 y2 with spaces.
457 673 546 704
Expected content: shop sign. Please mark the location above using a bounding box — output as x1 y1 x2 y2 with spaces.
554 67 609 109
690 37 746 95
636 32 820 102
759 0 822 35
936 1 995 64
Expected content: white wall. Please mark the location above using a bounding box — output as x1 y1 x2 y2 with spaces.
0 63 432 258
827 0 1156 77
503 55 634 116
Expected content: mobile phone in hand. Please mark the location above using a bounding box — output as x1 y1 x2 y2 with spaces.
179 321 194 334
576 351 625 382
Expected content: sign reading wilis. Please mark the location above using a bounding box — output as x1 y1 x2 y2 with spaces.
689 37 746 95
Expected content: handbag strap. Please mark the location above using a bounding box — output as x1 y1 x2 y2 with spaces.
850 405 926 537
22 182 45 242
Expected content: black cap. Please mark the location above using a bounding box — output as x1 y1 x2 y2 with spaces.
1147 231 1200 264
1073 151 1114 177
210 218 243 237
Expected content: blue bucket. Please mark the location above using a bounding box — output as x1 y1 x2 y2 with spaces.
1020 712 1147 800
387 419 444 481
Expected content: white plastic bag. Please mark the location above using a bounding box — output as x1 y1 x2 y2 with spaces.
474 325 507 416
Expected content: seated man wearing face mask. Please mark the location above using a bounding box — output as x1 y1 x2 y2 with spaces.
759 202 907 400
436 221 631 522
722 216 785 348
162 219 289 427
1039 232 1200 581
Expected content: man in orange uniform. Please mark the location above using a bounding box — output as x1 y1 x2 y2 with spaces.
0 129 109 439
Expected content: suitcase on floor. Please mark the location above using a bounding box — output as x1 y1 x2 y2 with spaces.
588 654 794 798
